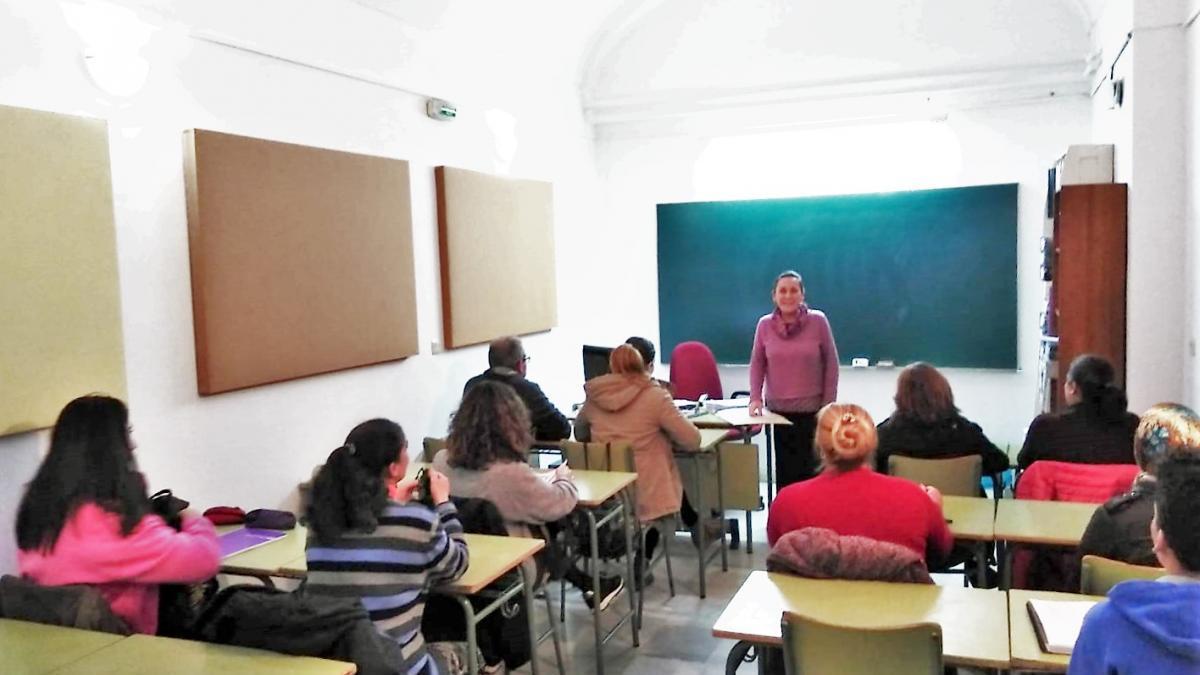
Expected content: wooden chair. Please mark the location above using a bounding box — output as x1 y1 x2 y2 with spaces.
780 612 943 675
421 436 447 463
560 440 674 627
887 455 982 497
1080 554 1165 596
681 442 762 552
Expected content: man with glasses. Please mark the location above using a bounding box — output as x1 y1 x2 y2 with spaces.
464 336 571 441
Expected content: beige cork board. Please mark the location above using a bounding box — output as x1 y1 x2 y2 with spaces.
435 166 556 349
0 104 127 436
184 129 418 395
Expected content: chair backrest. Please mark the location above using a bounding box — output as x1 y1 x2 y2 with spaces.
781 612 943 675
1015 461 1139 503
1080 554 1166 596
887 455 982 497
560 440 635 472
668 341 724 401
422 437 447 463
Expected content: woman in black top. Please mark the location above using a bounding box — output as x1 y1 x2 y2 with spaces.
875 363 1010 476
1017 354 1139 470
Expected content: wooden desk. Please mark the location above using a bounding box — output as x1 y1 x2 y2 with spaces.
0 618 125 674
1009 589 1103 672
50 633 355 675
712 571 1011 670
567 470 639 675
675 434 730 597
942 495 996 587
218 525 307 585
690 406 792 504
995 499 1095 547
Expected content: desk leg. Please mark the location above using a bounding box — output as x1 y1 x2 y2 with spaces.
518 566 541 675
1000 541 1012 591
765 426 776 506
717 449 728 573
585 509 605 675
453 596 478 675
974 541 988 588
695 454 708 599
622 489 639 646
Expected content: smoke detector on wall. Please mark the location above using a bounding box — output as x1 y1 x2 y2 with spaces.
426 98 457 121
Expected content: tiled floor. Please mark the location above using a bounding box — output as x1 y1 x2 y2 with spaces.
519 510 992 674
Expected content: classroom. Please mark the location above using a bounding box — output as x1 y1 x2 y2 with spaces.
2 0 1199 673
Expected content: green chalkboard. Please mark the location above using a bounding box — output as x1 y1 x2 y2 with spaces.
657 184 1018 369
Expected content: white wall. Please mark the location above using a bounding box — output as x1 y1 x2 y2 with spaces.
1186 0 1200 404
1091 0 1191 411
0 0 610 573
592 99 1094 451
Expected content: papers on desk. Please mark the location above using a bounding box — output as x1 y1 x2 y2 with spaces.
1026 598 1098 655
219 528 287 559
676 398 749 415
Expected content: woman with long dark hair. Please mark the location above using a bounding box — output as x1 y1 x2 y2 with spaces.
17 395 220 634
1017 354 1140 470
305 418 468 675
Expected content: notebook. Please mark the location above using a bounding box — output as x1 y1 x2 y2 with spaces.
1026 598 1099 655
219 527 288 559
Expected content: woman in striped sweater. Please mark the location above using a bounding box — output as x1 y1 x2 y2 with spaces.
305 419 469 675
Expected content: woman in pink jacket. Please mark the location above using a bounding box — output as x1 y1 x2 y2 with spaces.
749 270 840 488
17 396 220 634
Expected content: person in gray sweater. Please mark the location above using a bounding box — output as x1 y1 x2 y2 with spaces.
434 380 625 611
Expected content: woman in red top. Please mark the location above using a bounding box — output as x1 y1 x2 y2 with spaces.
766 403 953 565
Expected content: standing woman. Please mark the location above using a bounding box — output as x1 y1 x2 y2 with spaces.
749 270 840 488
1017 354 1139 470
17 395 220 635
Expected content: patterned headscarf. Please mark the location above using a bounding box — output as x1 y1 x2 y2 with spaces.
1135 403 1200 474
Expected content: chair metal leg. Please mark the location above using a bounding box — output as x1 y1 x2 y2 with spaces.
663 519 676 597
541 585 566 675
745 510 753 554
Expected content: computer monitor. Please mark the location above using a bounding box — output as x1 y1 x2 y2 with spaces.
582 345 613 381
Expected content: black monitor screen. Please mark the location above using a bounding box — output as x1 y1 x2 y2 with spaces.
582 345 612 381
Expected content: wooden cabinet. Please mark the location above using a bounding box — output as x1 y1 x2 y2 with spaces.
1045 184 1128 409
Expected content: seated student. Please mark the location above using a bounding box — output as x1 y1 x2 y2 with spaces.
574 344 702 528
1078 403 1200 567
766 403 953 566
463 336 571 441
875 362 1010 477
1018 354 1139 470
16 395 220 635
433 381 625 611
1069 455 1200 675
306 419 468 675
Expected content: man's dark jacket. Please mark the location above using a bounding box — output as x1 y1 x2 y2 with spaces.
464 367 570 441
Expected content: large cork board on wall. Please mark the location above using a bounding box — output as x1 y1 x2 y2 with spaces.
436 166 556 348
184 130 418 395
0 104 127 436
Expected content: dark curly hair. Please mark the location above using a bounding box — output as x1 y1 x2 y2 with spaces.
1154 454 1200 571
307 418 406 544
447 380 532 470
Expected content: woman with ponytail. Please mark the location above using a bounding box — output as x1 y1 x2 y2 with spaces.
306 418 468 675
1017 354 1140 470
765 403 953 566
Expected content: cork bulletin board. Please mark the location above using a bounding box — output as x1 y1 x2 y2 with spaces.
184 129 419 395
0 104 127 436
435 166 556 349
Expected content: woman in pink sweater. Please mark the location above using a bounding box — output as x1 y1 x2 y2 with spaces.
749 270 840 489
16 396 220 634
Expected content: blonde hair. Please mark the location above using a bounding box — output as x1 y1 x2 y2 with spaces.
609 344 648 376
815 403 878 472
1135 403 1200 474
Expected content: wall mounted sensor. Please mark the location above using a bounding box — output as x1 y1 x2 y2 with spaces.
426 98 457 121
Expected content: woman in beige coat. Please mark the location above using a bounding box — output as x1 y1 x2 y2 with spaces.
574 344 702 523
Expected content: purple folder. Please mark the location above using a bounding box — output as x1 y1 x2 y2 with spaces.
219 527 287 559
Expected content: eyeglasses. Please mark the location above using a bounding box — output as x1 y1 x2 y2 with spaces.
520 355 532 363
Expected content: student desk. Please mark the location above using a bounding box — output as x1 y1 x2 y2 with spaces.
673 427 732 598
570 469 640 675
1009 589 1104 672
221 528 545 675
994 499 1095 588
712 571 1011 672
690 406 792 504
51 633 356 674
942 495 997 588
0 618 125 674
